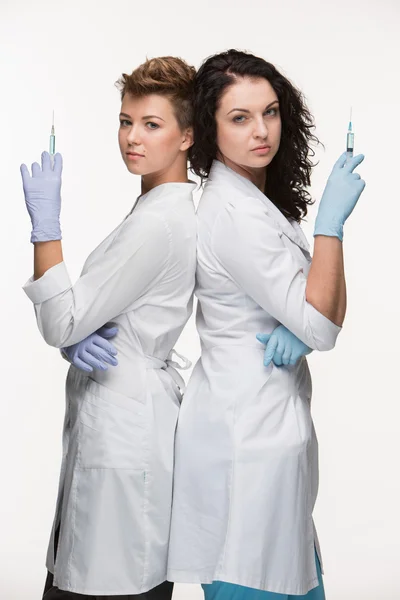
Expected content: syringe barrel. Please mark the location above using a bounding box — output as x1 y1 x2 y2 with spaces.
346 131 354 152
49 135 55 155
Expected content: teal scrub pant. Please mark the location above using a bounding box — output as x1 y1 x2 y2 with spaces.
202 550 325 600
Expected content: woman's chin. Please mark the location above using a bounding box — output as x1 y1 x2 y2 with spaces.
248 153 275 169
125 162 147 175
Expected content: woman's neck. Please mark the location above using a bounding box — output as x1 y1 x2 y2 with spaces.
218 154 266 192
141 161 189 196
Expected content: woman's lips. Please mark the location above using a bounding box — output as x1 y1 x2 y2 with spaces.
252 146 271 155
127 152 144 160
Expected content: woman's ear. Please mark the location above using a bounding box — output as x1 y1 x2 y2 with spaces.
180 127 194 151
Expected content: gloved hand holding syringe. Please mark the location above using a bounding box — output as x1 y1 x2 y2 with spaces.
20 110 62 243
313 107 365 241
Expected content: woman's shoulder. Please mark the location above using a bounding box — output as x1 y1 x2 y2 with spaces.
199 182 268 227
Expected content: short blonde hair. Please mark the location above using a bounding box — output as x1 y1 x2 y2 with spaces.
116 56 196 131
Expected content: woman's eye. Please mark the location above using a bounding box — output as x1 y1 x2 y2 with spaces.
119 119 131 127
233 115 246 123
265 108 278 117
146 122 159 129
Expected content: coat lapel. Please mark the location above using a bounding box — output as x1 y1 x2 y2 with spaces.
211 160 310 253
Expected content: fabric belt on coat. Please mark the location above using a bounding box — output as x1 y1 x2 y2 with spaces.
145 349 191 393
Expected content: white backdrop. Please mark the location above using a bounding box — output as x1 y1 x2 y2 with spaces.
1 0 399 598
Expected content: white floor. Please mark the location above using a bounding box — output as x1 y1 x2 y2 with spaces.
173 583 204 600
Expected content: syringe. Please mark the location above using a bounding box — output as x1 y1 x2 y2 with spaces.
346 107 354 164
49 110 55 166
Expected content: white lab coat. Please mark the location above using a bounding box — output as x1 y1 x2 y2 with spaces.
167 161 342 595
23 182 197 595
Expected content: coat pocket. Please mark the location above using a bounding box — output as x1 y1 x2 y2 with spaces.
78 379 146 470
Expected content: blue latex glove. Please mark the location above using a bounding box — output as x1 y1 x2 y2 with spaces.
314 152 366 241
20 151 63 243
256 326 313 367
62 325 119 373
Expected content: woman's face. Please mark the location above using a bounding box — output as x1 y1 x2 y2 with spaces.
215 76 282 174
118 93 192 177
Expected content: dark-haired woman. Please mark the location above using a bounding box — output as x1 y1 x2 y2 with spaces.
168 50 366 599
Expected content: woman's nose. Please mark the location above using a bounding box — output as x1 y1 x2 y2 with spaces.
253 119 268 139
127 126 141 145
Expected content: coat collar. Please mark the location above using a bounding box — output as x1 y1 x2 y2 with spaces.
210 160 310 253
130 181 197 215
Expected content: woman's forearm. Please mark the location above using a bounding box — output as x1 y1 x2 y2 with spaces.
305 236 347 327
34 241 64 280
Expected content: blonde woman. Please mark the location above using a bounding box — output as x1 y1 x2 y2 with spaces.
21 57 196 599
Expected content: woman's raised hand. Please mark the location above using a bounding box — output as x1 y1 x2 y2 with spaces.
20 151 63 243
314 152 366 241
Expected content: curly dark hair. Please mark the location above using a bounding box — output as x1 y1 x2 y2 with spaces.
189 49 322 222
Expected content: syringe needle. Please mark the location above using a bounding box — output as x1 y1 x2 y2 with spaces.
49 110 56 165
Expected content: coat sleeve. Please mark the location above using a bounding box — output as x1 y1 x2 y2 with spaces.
23 212 171 348
211 202 341 351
